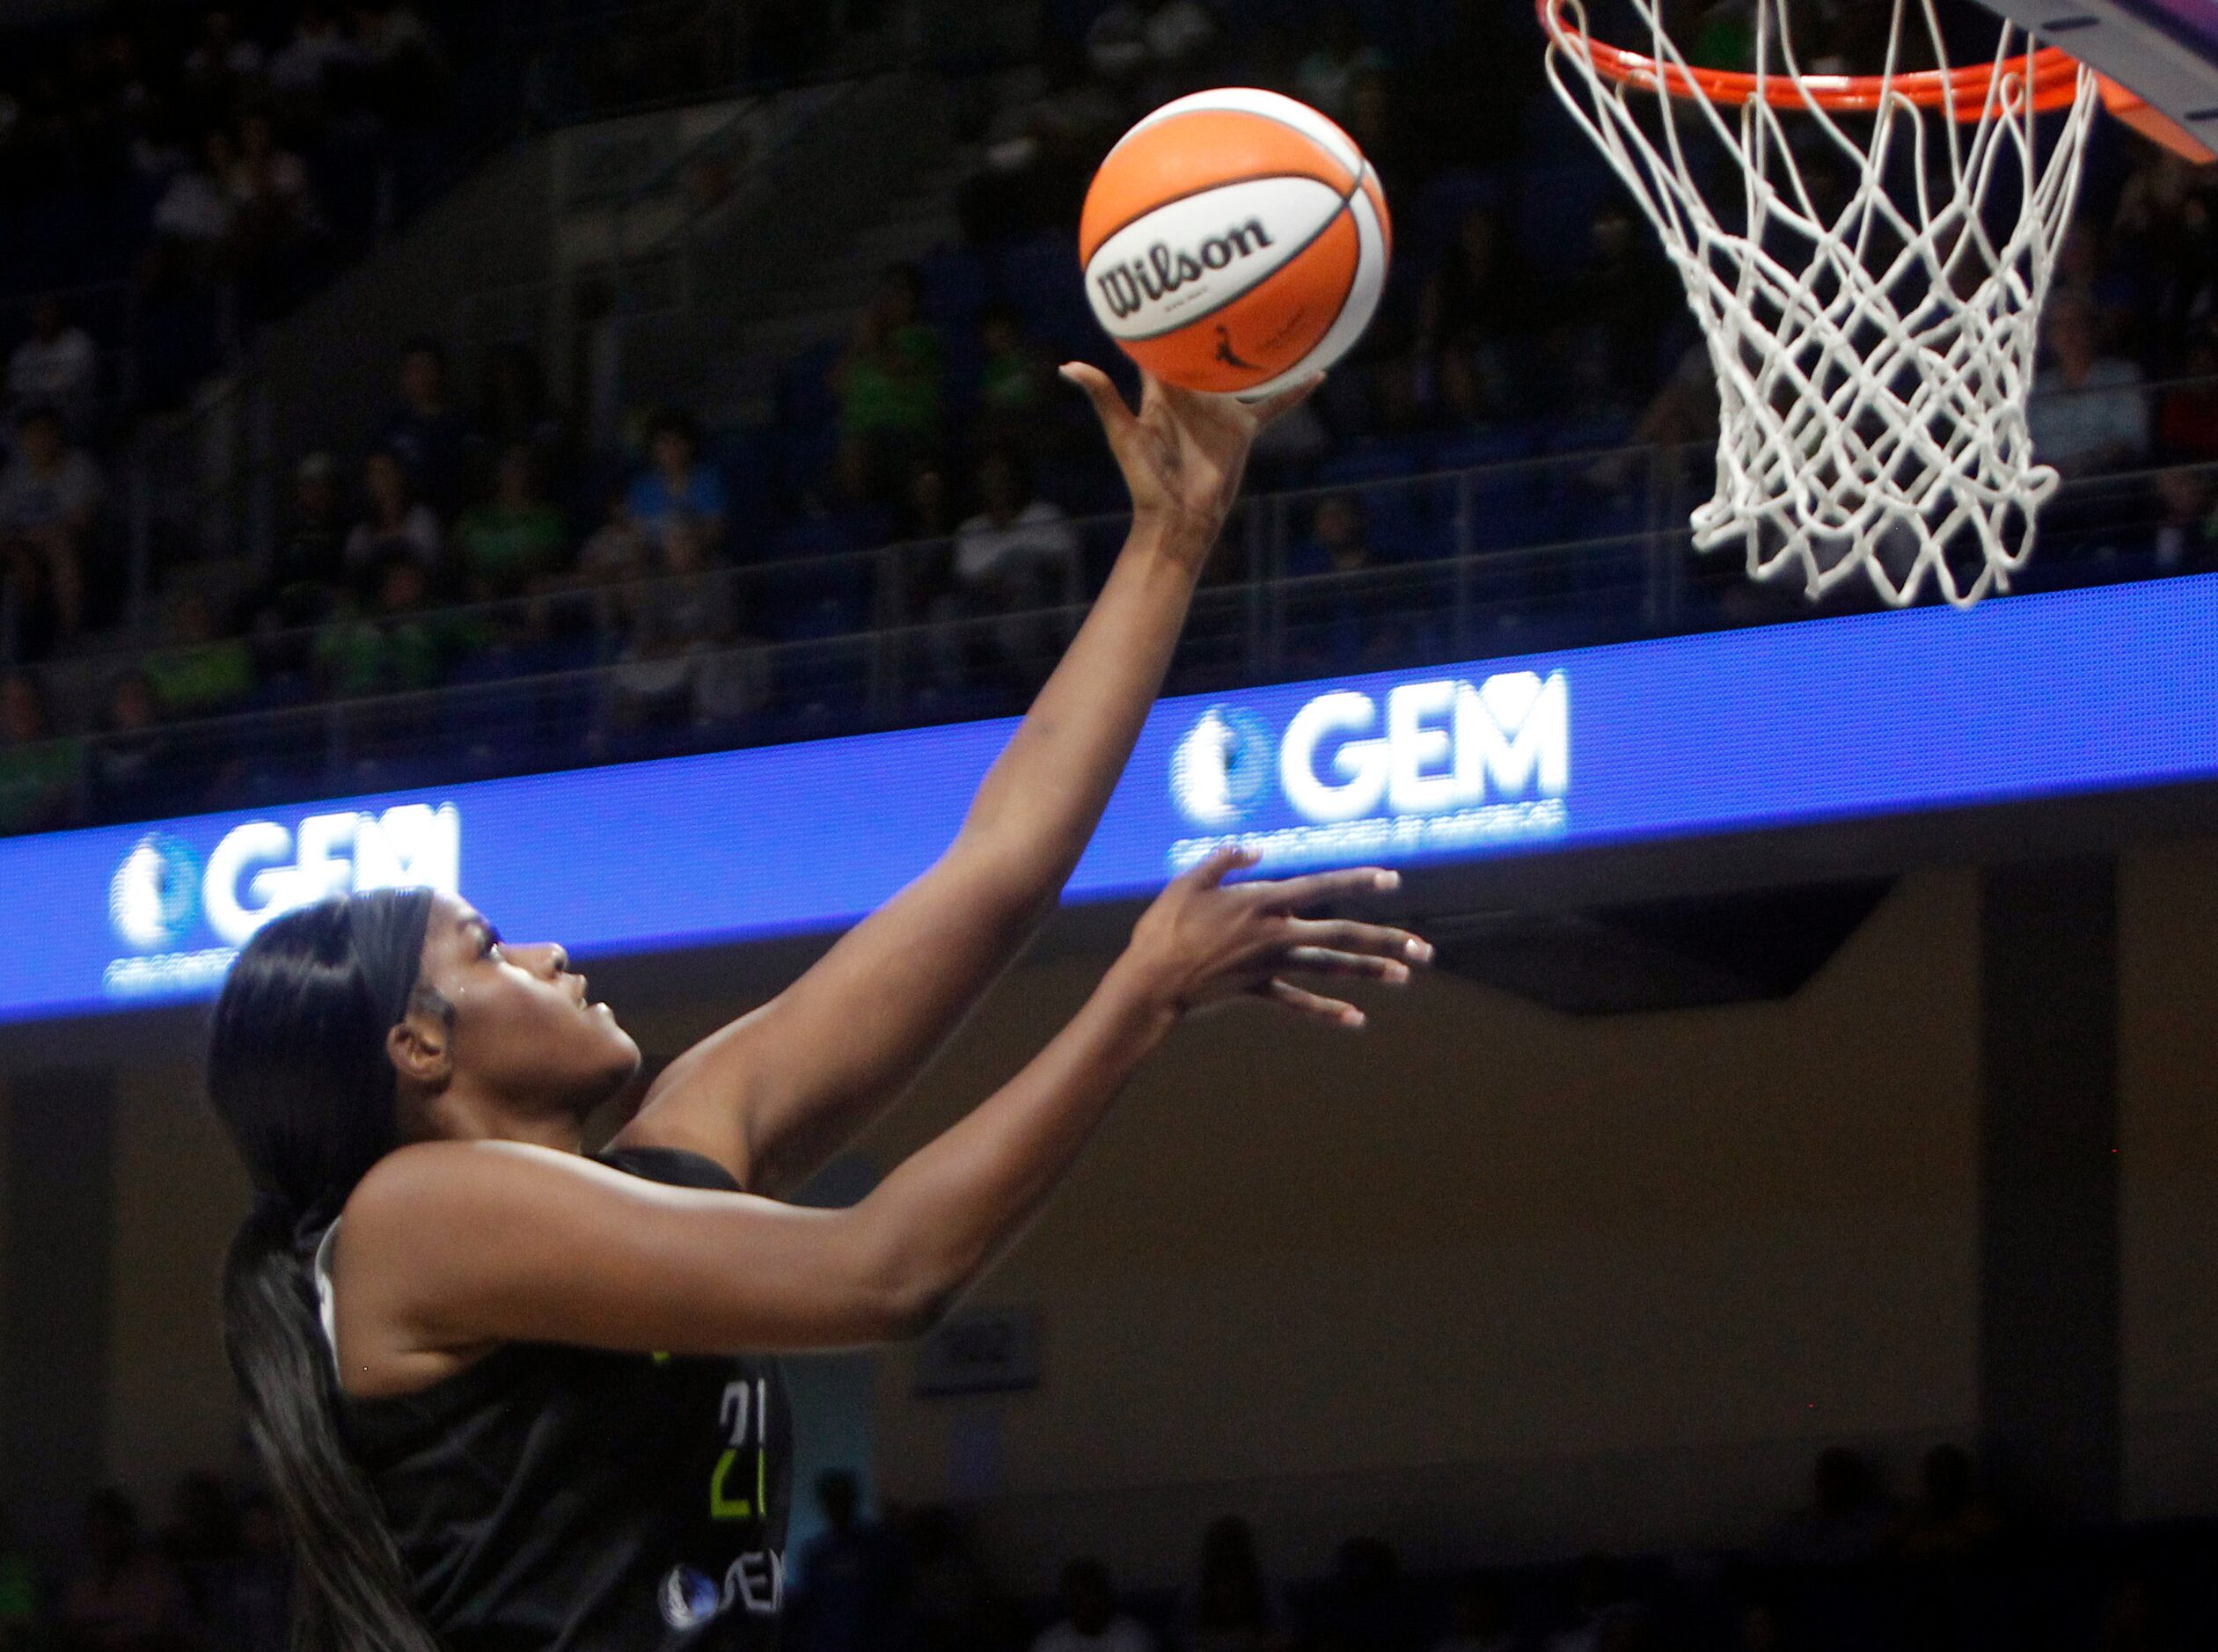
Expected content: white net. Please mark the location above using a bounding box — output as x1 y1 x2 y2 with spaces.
1541 0 2101 606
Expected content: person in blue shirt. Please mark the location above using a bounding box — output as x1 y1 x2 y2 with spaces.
628 409 729 559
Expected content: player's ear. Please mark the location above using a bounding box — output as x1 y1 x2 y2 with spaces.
387 1002 451 1088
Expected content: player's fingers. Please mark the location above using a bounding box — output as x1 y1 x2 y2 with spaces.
1253 865 1402 911
1248 372 1324 428
1060 362 1138 438
1261 977 1366 1028
1280 946 1412 984
1289 919 1433 967
1179 844 1258 889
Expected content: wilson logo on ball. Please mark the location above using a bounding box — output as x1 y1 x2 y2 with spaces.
1079 87 1391 400
1094 219 1276 320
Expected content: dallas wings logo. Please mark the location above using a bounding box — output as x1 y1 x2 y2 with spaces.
108 834 201 952
1169 706 1271 827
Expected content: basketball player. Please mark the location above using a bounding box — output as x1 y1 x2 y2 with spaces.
208 365 1432 1651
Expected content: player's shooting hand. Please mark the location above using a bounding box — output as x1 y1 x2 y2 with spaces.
1118 846 1431 1029
1061 362 1321 555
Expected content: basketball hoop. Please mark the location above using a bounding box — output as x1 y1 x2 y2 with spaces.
1540 0 2104 606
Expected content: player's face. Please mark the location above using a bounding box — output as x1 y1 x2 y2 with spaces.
414 893 641 1112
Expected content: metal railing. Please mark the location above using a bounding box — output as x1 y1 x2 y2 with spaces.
6 436 2208 837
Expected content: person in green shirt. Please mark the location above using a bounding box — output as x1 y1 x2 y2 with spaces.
315 551 478 698
454 442 568 603
0 667 78 833
836 262 945 499
142 588 257 716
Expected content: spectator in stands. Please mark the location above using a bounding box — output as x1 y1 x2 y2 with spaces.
575 479 650 588
1308 1538 1418 1652
1085 0 1220 102
7 296 99 436
456 443 567 602
1033 1558 1155 1652
1894 1444 2002 1561
2029 291 2149 479
977 303 1058 450
1417 207 1530 426
58 1488 194 1652
788 1470 900 1652
0 402 102 650
150 127 243 273
143 588 255 718
0 668 76 833
160 1470 244 1633
316 545 458 696
2156 327 2218 463
1184 1516 1285 1652
268 4 360 112
344 447 441 583
604 511 743 728
1294 7 1387 119
263 450 349 624
1432 1573 1515 1652
229 109 325 291
228 1493 288 1652
476 341 570 474
1553 203 1678 413
836 264 944 502
933 449 1080 683
2150 465 2217 574
377 337 477 515
1292 493 1372 578
1767 1446 1900 1568
90 670 180 825
628 410 729 559
966 37 1126 243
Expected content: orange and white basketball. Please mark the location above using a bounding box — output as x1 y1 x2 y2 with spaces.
1079 88 1393 400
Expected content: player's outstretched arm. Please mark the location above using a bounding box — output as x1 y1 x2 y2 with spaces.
615 371 1319 1199
336 853 1426 1372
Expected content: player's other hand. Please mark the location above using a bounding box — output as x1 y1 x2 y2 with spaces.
1116 845 1431 1029
1060 362 1321 552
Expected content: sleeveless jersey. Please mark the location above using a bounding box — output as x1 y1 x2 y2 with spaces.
317 1145 791 1651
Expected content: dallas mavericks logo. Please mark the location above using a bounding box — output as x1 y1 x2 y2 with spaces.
109 834 201 952
658 1565 723 1631
1170 706 1270 826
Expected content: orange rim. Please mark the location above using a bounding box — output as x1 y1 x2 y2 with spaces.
1538 0 2085 117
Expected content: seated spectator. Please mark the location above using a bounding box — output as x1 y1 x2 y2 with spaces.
142 588 255 718
343 448 441 583
1307 1538 1417 1652
229 111 325 274
1894 1444 2002 1561
90 671 180 824
1032 1559 1154 1652
0 669 77 833
1295 7 1387 118
1291 494 1373 577
1185 1516 1285 1652
58 1488 194 1652
1433 1573 1515 1652
608 514 756 728
1085 0 1219 100
0 403 104 650
836 265 944 501
262 450 349 625
627 411 728 559
316 548 464 697
576 481 651 587
2029 292 2149 479
7 296 99 436
2155 328 2218 463
150 128 242 272
2151 466 2218 574
1417 208 1531 426
1766 1446 1900 1568
977 304 1058 446
932 450 1080 685
376 338 478 515
456 443 567 602
788 1470 900 1652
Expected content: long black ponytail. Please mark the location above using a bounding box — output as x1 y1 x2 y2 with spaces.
207 889 442 1652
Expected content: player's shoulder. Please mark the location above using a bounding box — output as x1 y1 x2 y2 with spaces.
343 1138 615 1239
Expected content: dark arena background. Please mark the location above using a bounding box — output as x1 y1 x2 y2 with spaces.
1 1 2217 1649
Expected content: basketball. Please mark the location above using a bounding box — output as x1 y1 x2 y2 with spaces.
1079 88 1392 400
